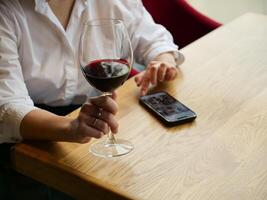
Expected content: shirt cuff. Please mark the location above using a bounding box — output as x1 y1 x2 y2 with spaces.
144 45 185 67
0 104 38 143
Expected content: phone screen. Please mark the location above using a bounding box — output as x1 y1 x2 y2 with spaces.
139 91 196 126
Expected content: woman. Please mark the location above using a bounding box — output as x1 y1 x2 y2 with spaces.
0 0 184 198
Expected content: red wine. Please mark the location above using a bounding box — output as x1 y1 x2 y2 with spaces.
81 59 130 92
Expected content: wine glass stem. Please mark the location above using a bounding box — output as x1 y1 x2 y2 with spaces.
107 131 116 145
101 92 117 145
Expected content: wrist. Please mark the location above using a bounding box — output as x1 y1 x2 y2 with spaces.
153 52 177 67
60 117 78 142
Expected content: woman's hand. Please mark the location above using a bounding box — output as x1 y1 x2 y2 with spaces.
134 52 178 96
68 92 119 143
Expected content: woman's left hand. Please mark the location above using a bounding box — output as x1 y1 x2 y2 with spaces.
134 53 178 96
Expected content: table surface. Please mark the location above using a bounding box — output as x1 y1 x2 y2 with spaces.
187 0 267 23
11 13 267 200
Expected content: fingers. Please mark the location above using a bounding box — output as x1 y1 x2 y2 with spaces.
138 63 156 96
90 95 118 114
136 61 178 96
88 116 109 135
134 74 143 87
78 122 104 139
91 108 118 133
139 71 151 96
150 64 158 85
158 62 178 82
111 91 117 100
157 63 168 82
164 67 178 81
76 111 109 141
78 96 119 140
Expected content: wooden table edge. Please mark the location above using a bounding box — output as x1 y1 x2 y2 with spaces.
11 143 134 200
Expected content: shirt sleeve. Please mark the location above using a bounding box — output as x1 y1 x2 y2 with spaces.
0 5 37 143
124 1 185 66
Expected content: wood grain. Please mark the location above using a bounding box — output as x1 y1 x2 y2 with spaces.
11 13 267 200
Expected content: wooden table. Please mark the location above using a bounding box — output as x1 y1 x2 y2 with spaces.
11 13 267 200
187 0 267 24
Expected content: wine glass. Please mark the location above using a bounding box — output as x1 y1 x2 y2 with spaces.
79 19 134 158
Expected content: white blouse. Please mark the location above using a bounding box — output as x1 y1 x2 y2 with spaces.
0 0 183 143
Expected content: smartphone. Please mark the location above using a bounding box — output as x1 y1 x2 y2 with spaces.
139 91 197 126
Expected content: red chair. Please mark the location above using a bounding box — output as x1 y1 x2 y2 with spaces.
129 68 139 78
142 0 221 48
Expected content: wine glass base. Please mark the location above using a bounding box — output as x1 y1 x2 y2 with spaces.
90 139 134 158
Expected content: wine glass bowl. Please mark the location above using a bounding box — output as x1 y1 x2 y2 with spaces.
79 19 134 158
81 58 131 93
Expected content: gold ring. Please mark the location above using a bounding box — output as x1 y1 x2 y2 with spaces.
92 118 98 126
97 109 102 118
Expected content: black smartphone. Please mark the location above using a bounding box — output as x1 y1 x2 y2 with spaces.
139 91 197 126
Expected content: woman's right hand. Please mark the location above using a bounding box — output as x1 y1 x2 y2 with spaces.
68 92 119 143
